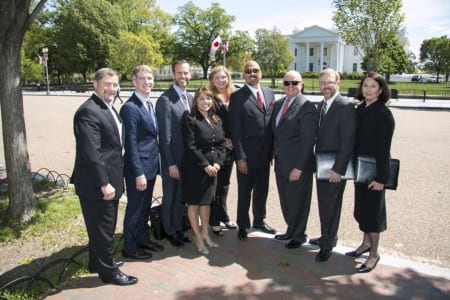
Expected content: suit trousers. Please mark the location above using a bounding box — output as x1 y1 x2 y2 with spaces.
79 195 119 279
210 164 233 226
161 173 185 236
275 169 313 241
316 180 347 249
236 165 270 229
123 177 156 253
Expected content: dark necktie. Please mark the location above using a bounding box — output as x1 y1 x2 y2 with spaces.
146 100 157 131
319 101 327 126
256 91 265 111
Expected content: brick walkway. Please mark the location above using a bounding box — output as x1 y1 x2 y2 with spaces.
45 229 450 300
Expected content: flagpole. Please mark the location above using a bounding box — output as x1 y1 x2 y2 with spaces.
223 40 227 68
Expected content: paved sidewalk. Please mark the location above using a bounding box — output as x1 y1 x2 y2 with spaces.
45 229 450 300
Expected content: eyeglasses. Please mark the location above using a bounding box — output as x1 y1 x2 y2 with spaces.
283 81 300 86
319 81 337 86
245 68 260 74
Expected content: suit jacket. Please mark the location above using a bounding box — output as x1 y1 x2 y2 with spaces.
272 94 318 177
72 94 124 200
229 85 274 168
120 92 159 180
155 85 193 171
315 94 356 176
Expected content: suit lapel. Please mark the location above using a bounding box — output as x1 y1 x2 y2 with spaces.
92 95 122 145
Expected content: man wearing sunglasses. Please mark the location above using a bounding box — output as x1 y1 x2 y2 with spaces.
311 68 356 262
272 71 318 249
229 60 276 240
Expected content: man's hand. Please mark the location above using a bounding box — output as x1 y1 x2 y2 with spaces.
169 165 181 180
329 170 342 183
101 183 116 201
237 159 248 174
136 175 147 191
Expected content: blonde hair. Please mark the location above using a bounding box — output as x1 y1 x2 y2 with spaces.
208 65 234 101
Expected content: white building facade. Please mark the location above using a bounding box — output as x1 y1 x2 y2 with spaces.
287 25 363 74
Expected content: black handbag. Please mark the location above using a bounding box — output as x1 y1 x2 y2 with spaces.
355 156 400 190
150 196 166 240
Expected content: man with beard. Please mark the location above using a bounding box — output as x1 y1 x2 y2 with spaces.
155 59 193 247
229 60 276 240
311 68 356 262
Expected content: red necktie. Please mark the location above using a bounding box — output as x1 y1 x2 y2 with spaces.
280 98 290 119
256 91 265 111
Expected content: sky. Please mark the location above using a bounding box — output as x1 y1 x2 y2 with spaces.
156 0 450 58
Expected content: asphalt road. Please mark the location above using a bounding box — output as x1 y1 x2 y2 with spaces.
0 93 449 269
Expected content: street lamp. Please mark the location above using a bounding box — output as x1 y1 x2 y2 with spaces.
42 47 50 95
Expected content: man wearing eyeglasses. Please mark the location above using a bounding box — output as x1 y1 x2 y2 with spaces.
311 68 356 262
272 71 318 249
229 60 276 240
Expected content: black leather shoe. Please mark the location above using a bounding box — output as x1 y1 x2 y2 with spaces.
285 239 302 249
167 235 184 247
122 249 152 260
88 260 124 273
101 272 138 286
253 223 276 234
139 240 164 252
345 247 371 258
177 231 192 243
274 233 291 241
309 236 338 247
237 228 248 240
357 256 380 273
315 248 332 262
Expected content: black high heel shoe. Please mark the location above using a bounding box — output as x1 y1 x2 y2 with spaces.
357 255 380 273
345 247 371 257
212 228 224 236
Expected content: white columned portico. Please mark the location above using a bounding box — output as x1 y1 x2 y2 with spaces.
320 42 324 71
305 42 310 71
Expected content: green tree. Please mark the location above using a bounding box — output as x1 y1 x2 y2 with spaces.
420 36 450 82
363 37 409 81
224 30 255 72
332 0 404 72
254 28 294 88
0 0 47 223
173 1 235 78
110 31 164 79
54 0 125 82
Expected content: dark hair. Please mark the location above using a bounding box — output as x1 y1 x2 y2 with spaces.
172 59 189 73
356 72 391 103
191 87 219 124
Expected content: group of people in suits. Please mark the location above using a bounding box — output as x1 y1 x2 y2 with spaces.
71 60 394 285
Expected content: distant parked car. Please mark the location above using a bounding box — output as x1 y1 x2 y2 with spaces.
411 75 422 82
231 72 242 79
426 76 440 83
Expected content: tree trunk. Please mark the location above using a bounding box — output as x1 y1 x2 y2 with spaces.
0 0 45 224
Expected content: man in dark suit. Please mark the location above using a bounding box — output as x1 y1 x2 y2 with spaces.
272 71 318 249
312 68 356 262
120 65 164 260
229 60 276 240
155 59 193 247
72 68 137 285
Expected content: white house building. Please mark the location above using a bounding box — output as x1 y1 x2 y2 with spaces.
287 25 410 74
287 25 363 73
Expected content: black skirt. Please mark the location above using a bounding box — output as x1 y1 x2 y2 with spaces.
354 183 387 233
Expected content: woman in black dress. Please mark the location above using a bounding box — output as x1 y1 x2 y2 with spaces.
181 87 226 254
208 65 237 236
345 72 395 273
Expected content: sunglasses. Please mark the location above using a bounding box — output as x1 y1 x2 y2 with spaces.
245 68 260 74
283 81 300 86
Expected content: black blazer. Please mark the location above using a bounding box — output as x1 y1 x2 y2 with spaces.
229 85 274 168
355 100 395 184
316 94 356 176
72 94 124 200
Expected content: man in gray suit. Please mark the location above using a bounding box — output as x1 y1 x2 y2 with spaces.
155 59 193 247
311 68 356 262
272 71 318 249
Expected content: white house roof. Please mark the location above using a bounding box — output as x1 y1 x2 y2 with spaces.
289 25 345 44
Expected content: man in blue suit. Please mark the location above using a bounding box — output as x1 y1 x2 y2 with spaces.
120 65 164 259
155 59 193 247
